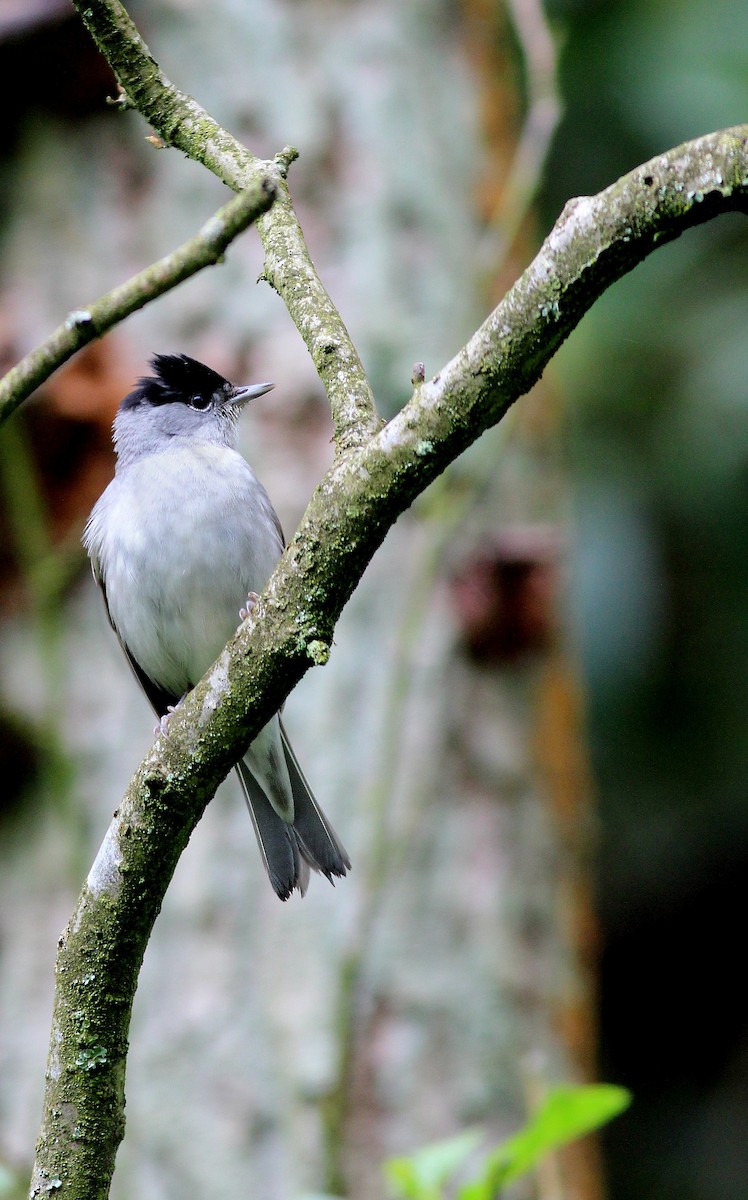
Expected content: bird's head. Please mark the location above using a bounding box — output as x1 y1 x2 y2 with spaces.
113 353 274 463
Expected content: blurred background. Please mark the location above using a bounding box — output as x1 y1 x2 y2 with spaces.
1 1 747 1198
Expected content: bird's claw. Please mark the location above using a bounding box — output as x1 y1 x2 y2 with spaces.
239 591 260 622
154 704 178 739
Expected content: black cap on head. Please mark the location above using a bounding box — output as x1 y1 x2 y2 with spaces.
121 354 233 410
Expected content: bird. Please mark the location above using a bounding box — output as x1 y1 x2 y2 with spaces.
83 352 350 900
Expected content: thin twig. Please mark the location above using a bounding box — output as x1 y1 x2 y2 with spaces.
480 0 564 280
0 182 275 425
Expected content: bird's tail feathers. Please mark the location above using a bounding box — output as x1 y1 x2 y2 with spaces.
236 724 350 899
279 718 351 882
236 760 305 900
244 717 294 822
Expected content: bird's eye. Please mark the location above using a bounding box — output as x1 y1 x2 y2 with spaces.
189 395 211 411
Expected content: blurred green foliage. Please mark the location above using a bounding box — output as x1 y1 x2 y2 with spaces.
384 1085 630 1199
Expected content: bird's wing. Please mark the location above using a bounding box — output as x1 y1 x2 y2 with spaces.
91 560 178 718
270 505 285 547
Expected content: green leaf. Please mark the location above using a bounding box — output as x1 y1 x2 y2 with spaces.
385 1128 483 1199
459 1084 631 1198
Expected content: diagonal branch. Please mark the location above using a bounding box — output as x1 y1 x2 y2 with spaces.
70 0 381 451
0 181 275 425
29 124 748 1199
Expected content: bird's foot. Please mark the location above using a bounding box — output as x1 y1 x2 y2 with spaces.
154 703 179 739
239 591 260 622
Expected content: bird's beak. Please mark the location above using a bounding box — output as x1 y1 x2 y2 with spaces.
229 382 275 408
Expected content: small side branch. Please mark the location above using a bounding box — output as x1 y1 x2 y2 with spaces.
483 0 563 276
257 177 383 451
72 0 381 450
0 181 275 424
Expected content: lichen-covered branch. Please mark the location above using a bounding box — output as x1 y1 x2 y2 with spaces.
29 123 748 1200
70 0 380 450
0 183 275 425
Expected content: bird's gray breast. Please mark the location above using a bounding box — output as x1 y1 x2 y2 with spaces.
86 444 283 695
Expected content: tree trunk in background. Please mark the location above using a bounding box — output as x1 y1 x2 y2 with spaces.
0 2 600 1197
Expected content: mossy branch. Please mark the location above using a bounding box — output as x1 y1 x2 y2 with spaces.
28 118 748 1198
0 182 275 425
